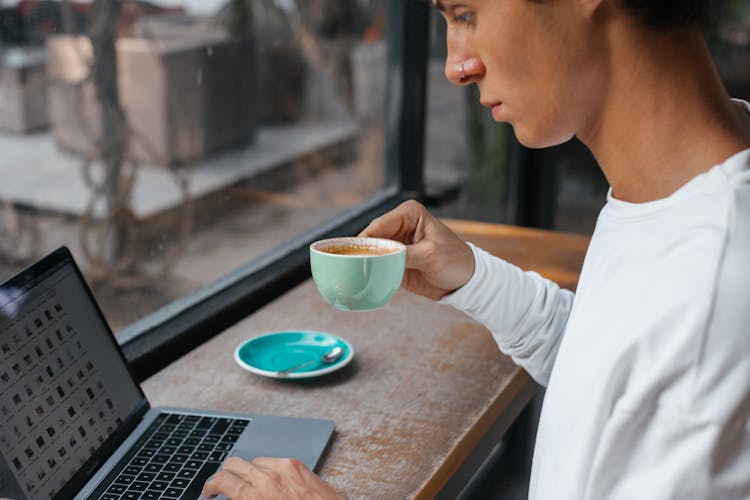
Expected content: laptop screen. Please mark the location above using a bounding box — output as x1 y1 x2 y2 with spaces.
0 248 145 499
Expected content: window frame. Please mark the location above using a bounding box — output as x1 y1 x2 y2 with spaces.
117 0 431 381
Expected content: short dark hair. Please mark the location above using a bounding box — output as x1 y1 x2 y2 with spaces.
618 0 710 29
430 0 711 30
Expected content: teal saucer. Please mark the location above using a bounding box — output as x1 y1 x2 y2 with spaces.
234 330 354 380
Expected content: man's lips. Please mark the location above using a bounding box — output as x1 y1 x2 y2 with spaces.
481 100 504 121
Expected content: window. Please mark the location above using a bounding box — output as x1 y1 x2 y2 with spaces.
0 0 431 379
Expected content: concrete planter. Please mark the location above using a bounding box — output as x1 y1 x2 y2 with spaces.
46 32 258 166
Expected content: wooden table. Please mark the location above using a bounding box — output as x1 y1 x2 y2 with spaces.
141 220 589 499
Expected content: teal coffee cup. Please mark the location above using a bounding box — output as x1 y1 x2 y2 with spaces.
310 237 406 311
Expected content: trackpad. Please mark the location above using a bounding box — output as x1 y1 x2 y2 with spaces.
232 413 334 471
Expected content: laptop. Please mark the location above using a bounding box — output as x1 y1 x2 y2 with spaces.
0 246 335 500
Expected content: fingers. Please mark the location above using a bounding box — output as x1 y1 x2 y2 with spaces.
358 200 426 242
201 457 265 499
201 466 252 499
361 203 437 270
406 237 475 296
404 239 437 270
223 457 283 492
359 199 474 300
201 457 304 500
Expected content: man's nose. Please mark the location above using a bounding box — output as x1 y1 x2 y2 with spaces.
445 57 483 86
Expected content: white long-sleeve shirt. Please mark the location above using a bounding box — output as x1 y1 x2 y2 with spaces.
441 120 750 497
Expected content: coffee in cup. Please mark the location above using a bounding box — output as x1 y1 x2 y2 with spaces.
319 244 400 257
310 237 406 311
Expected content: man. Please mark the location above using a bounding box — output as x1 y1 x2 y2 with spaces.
203 0 750 498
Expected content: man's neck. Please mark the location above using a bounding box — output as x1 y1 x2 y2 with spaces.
579 25 750 203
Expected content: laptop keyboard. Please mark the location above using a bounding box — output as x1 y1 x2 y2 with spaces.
90 412 250 500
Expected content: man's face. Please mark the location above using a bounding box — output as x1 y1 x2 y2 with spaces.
436 0 607 148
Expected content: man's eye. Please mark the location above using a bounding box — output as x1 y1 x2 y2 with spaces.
452 11 475 25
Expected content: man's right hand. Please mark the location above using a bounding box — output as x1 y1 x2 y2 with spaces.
358 200 475 300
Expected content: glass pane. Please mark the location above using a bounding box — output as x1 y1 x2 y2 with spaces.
0 0 390 331
709 0 750 101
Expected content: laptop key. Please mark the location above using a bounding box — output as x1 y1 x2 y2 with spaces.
196 417 216 430
151 454 170 464
105 484 127 494
130 481 149 492
169 453 190 464
171 478 191 488
143 439 162 449
113 474 135 485
157 471 176 482
145 463 162 473
141 491 160 499
163 462 181 472
136 472 156 482
121 491 140 499
136 448 156 458
209 451 227 462
209 418 232 435
229 421 249 433
150 480 169 490
165 414 184 425
163 487 185 498
124 466 142 475
181 462 222 500
220 434 239 444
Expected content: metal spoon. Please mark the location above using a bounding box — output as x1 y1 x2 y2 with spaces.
277 346 345 376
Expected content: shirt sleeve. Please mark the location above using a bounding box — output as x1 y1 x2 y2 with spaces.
439 243 575 386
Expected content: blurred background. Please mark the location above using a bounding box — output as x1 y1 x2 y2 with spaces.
0 0 748 335
0 0 390 329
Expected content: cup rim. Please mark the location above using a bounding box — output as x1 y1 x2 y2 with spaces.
310 237 406 258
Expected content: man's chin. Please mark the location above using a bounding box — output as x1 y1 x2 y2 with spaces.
513 125 574 150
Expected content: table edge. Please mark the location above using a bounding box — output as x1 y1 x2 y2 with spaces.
413 368 533 499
